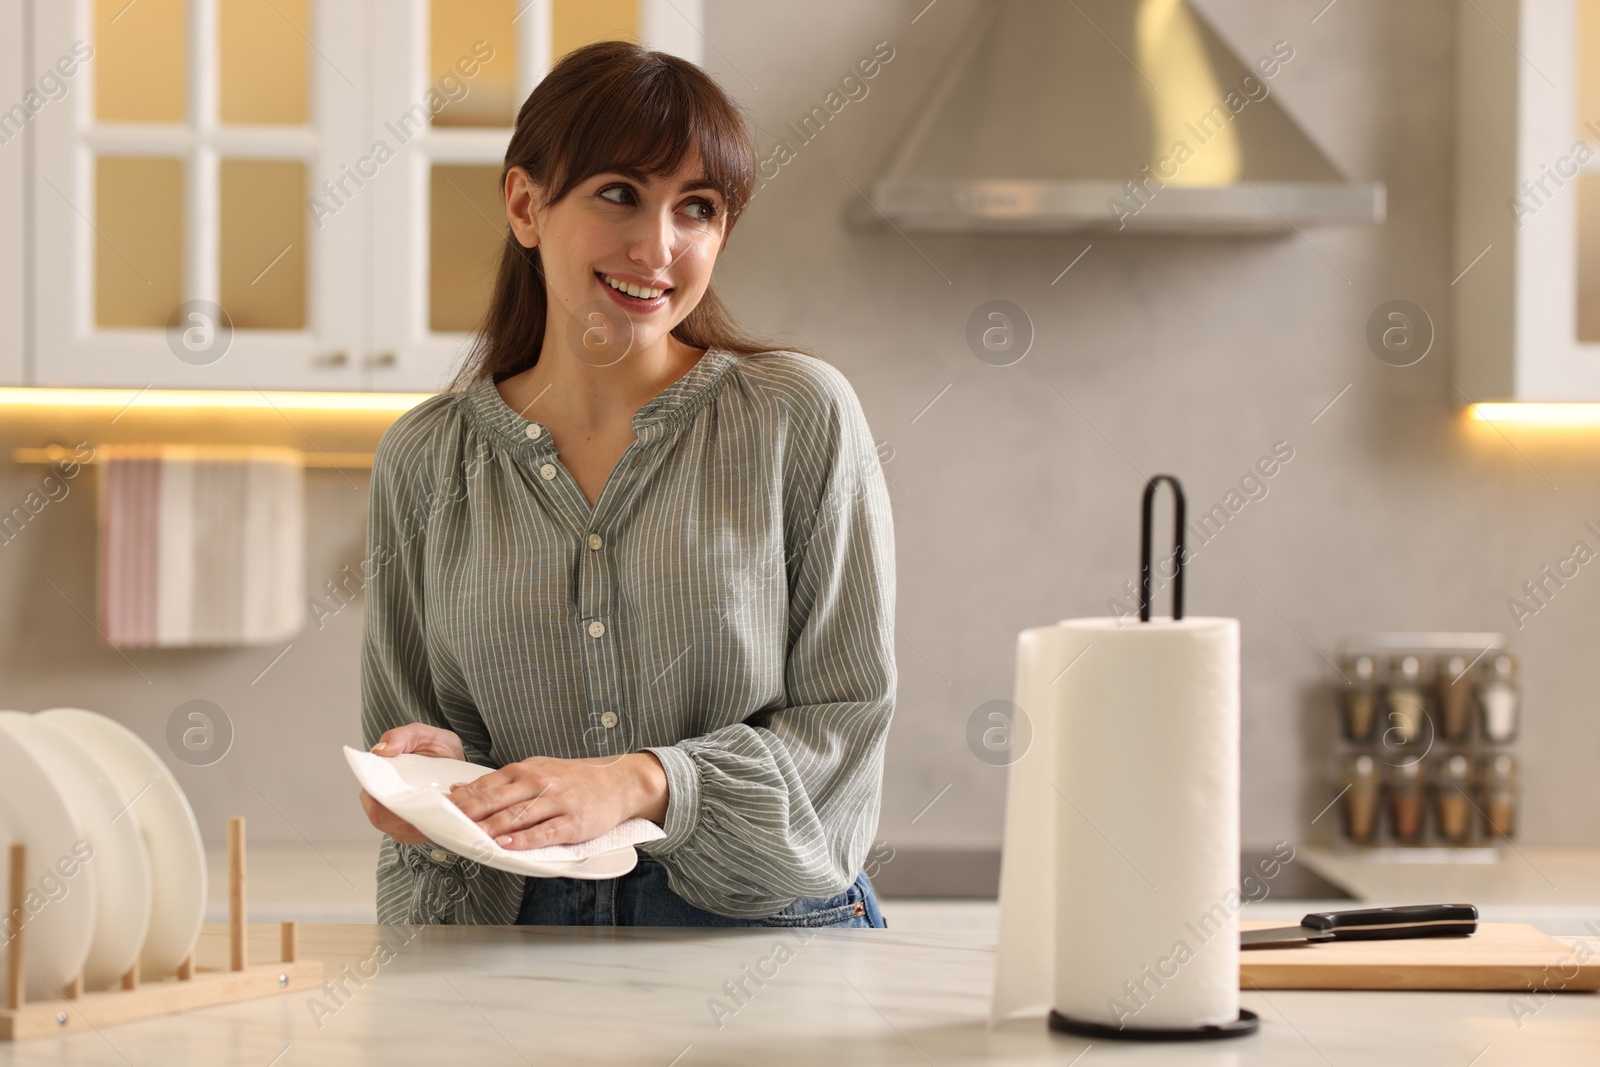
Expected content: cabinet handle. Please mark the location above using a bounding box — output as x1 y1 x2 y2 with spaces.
313 350 349 367
364 351 397 368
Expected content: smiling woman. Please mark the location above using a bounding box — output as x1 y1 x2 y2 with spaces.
358 41 897 930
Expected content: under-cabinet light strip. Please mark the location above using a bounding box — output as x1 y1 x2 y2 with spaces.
1468 403 1600 425
0 387 434 412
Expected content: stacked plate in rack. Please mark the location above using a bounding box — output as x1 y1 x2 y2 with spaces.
0 709 207 1001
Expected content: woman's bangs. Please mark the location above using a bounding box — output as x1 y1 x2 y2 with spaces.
557 76 752 216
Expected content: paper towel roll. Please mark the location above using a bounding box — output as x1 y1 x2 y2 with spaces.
991 616 1241 1032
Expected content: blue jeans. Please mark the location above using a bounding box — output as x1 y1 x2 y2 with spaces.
515 853 888 927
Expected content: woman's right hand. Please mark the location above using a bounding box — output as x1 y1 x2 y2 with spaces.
359 723 468 844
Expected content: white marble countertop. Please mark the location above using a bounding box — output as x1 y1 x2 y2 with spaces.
3 922 1598 1065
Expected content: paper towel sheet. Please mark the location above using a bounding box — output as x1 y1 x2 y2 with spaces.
344 746 665 874
990 617 1241 1032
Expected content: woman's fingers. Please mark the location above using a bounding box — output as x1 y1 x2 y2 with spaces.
449 764 548 820
370 722 465 761
492 815 577 851
447 764 565 841
358 788 428 845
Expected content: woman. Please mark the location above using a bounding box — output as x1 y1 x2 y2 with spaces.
357 40 896 928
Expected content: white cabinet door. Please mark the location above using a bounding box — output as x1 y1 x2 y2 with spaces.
31 0 364 390
1455 0 1600 401
365 0 703 394
0 0 23 385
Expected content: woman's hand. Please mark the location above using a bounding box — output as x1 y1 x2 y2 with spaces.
448 752 667 850
358 722 469 845
358 787 429 845
369 722 466 761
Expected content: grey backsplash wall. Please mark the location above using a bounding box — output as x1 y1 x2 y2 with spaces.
1 0 1596 857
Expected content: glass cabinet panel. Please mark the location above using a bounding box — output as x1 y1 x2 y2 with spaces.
430 164 507 333
220 160 307 329
430 0 518 127
1580 0 1600 139
94 0 185 123
219 0 310 125
94 156 184 328
1579 1 1600 341
553 0 638 60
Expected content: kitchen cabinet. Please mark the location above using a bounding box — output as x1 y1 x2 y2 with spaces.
25 0 702 393
1455 0 1600 401
0 0 23 386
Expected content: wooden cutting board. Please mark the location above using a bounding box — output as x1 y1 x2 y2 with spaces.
1238 919 1600 992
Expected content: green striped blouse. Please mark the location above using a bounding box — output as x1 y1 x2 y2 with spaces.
360 349 897 924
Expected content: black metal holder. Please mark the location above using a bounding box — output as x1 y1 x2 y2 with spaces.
1049 1008 1260 1041
1139 474 1186 622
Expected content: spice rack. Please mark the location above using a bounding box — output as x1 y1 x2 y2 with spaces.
2 817 324 1041
1325 632 1520 859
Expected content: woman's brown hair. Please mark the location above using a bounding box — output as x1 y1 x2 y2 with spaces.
446 40 792 392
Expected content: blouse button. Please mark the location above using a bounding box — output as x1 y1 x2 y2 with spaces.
524 423 543 440
539 463 557 480
587 620 606 638
587 533 603 550
600 711 618 728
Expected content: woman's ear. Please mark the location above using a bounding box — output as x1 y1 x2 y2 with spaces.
505 166 541 249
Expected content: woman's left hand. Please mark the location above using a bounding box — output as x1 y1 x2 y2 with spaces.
447 753 659 849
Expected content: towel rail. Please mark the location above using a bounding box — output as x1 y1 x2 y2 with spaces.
10 444 375 469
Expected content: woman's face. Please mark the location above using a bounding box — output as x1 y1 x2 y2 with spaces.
506 151 729 361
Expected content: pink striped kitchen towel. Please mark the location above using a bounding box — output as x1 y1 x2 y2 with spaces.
97 445 305 647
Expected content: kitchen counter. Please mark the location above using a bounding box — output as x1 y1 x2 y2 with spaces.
3 922 1597 1065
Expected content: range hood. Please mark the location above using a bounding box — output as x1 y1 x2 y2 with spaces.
850 0 1384 235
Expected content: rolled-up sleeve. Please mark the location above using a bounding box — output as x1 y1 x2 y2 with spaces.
641 365 897 917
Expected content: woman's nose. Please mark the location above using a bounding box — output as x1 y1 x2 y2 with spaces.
629 210 678 269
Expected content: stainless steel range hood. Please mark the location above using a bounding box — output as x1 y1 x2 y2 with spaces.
849 0 1384 235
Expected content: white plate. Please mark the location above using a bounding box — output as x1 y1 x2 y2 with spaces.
344 746 663 880
0 713 95 1000
0 713 151 991
36 708 207 979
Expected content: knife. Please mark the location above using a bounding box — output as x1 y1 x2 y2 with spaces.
1240 904 1479 949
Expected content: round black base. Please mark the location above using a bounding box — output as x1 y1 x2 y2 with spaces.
1048 1007 1259 1042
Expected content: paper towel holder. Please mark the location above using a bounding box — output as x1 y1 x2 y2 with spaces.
1139 474 1186 622
1047 486 1261 1043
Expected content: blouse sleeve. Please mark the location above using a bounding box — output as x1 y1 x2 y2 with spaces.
639 362 897 918
359 407 521 926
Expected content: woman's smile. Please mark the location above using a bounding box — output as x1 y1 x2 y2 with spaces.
596 269 673 311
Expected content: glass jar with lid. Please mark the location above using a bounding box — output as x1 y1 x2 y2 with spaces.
1433 753 1475 844
1387 757 1427 844
1480 753 1519 839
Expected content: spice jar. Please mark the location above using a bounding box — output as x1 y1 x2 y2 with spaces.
1433 753 1475 843
1339 653 1380 742
1481 753 1519 839
1475 654 1520 743
1387 758 1427 843
1340 754 1381 843
1436 654 1475 742
1382 655 1430 750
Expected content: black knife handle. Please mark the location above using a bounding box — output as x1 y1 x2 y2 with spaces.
1301 904 1478 940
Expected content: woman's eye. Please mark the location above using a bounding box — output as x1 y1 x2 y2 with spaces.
599 184 634 205
685 199 719 223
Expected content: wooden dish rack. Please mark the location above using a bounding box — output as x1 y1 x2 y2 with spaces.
2 817 325 1041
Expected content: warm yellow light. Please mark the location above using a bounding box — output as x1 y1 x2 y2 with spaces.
0 387 435 413
1136 0 1241 187
1468 403 1600 424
